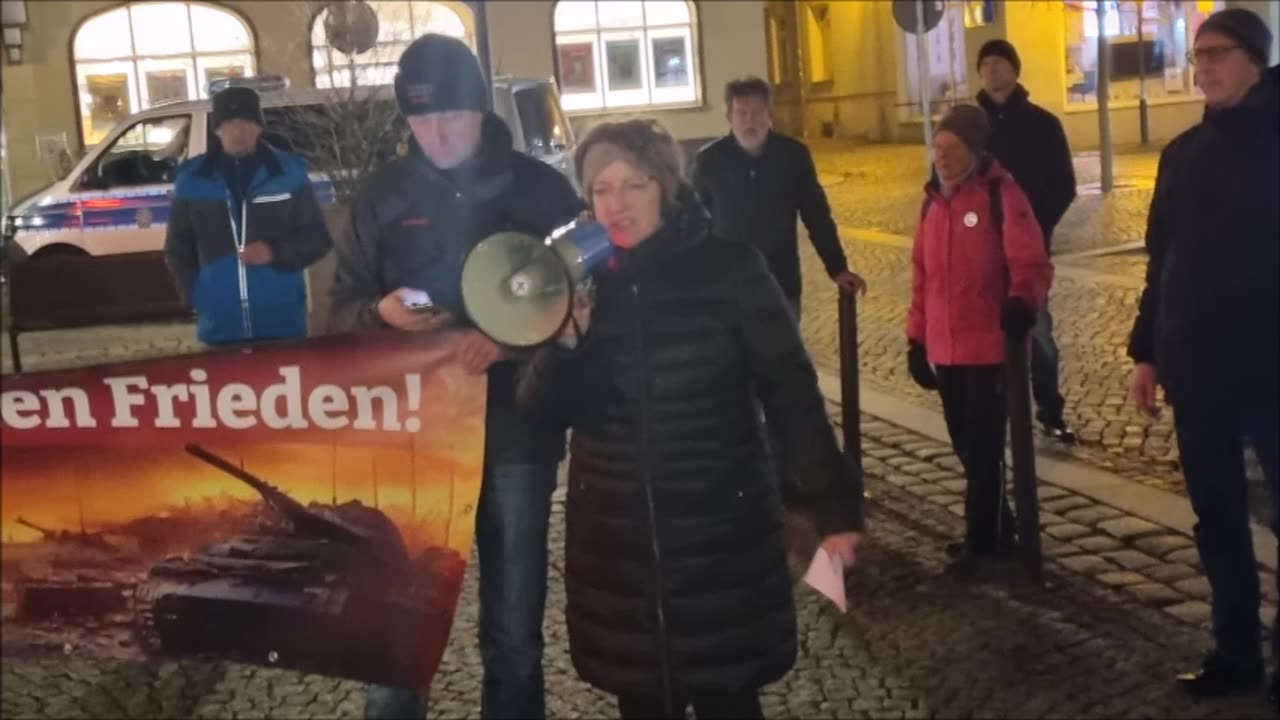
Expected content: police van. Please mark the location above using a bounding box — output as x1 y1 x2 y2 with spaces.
3 74 577 264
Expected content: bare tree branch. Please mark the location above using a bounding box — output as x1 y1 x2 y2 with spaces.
272 1 408 207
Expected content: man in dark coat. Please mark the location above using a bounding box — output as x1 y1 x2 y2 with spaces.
975 39 1079 443
1127 8 1278 702
690 76 866 321
327 34 583 719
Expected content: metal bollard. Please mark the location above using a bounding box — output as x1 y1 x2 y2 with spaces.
838 290 863 482
1005 336 1043 583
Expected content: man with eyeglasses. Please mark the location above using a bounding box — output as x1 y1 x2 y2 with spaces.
1127 7 1278 703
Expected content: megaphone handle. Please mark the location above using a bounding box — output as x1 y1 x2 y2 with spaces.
559 313 585 350
560 285 594 350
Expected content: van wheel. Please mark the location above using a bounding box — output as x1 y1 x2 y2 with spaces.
31 245 89 260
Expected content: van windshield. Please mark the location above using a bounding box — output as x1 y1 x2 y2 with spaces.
513 84 572 157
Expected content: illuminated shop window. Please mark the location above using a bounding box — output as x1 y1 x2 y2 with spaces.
553 1 701 113
1063 0 1226 106
311 1 473 89
72 2 255 146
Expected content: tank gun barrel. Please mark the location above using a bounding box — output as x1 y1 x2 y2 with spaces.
184 444 371 546
16 517 57 538
15 516 116 550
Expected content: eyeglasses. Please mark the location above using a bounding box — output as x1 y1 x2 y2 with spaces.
589 176 656 201
1187 45 1242 65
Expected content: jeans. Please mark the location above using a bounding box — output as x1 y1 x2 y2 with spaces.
1173 396 1278 665
1028 304 1066 425
364 462 558 719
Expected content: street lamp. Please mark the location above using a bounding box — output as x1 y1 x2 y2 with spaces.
459 1 493 110
2 0 26 65
1096 0 1114 193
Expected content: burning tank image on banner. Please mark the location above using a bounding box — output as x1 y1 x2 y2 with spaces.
0 330 487 692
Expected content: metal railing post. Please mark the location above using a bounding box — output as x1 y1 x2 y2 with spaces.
1005 336 1043 583
838 290 863 483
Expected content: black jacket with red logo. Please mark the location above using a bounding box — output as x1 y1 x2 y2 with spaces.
328 113 584 464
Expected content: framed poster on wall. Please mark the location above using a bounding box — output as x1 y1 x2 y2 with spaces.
651 37 689 89
557 42 596 93
605 39 642 91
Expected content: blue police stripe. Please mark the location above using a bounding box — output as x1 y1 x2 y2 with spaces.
17 177 334 233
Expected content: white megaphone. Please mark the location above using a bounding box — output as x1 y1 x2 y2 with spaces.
460 218 616 348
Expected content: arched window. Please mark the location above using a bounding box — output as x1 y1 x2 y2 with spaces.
553 1 700 113
72 2 255 146
311 1 474 89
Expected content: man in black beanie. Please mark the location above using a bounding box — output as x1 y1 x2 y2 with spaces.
1128 6 1278 702
165 85 331 346
327 34 583 719
975 38 1079 445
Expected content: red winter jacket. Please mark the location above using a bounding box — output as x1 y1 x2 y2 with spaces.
907 157 1053 366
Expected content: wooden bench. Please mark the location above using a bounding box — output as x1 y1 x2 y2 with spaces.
5 251 192 373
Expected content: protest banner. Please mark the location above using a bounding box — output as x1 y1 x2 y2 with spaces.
0 329 487 691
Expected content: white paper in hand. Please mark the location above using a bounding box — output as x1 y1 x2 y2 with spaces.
803 547 847 612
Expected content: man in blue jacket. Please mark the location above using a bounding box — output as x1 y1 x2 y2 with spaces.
165 85 332 345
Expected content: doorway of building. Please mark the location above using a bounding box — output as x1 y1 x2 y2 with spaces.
764 1 804 137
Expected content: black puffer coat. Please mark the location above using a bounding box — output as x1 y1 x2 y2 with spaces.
519 188 864 701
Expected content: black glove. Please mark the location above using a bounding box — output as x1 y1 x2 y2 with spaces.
907 340 938 391
1001 297 1037 340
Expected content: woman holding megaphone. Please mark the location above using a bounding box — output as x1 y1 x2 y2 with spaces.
518 119 865 719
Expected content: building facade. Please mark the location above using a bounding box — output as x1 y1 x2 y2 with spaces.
3 0 1278 208
767 0 1279 146
0 0 767 203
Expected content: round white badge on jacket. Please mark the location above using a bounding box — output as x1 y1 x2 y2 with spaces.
963 211 979 227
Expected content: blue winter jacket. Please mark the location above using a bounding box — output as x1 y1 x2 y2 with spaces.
164 141 332 345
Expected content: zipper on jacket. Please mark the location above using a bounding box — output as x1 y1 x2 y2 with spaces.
227 192 253 338
633 282 675 714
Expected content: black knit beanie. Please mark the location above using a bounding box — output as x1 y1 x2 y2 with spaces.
1196 8 1273 68
977 39 1021 76
936 105 990 156
210 87 264 130
394 34 489 116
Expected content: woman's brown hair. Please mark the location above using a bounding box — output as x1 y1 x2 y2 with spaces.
573 118 685 205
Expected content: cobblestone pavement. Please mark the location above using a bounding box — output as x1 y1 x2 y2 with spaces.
796 235 1188 495
805 142 1274 521
807 140 1159 257
2 141 1275 717
3 397 1277 718
1059 248 1151 282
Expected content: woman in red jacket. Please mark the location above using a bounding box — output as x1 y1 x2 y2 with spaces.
905 105 1053 573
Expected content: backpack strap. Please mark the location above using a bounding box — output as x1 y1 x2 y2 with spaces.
989 176 1004 241
988 176 1013 294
